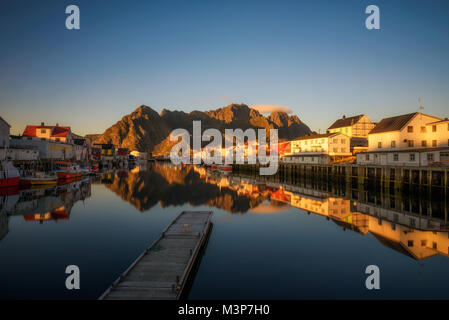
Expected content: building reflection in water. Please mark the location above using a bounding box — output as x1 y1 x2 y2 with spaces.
0 179 92 239
101 162 449 261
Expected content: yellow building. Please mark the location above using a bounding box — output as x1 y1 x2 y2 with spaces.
328 114 375 138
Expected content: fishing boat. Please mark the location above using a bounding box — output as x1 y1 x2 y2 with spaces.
20 171 58 185
219 164 233 172
54 161 83 179
0 160 20 188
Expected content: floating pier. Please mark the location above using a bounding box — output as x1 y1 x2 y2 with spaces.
99 210 213 300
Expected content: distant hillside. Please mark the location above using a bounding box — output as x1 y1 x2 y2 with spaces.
93 104 311 155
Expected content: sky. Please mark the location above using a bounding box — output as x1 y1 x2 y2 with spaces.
1 0 448 135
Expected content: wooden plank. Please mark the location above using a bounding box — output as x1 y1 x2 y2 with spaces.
99 210 212 300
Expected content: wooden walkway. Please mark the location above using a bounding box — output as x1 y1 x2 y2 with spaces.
99 211 213 300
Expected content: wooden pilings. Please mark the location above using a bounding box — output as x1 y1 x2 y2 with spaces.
233 163 449 189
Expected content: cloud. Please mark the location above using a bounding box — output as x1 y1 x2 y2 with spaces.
249 105 292 114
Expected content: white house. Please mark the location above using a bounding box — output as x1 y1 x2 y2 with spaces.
356 112 449 166
282 132 352 164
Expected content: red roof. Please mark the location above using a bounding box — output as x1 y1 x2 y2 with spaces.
23 125 70 138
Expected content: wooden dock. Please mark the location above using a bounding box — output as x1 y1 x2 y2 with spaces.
99 210 213 300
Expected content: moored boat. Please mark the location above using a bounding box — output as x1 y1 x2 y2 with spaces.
219 165 233 172
20 171 58 185
54 161 83 179
0 160 20 188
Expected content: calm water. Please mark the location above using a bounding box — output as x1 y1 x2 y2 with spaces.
0 163 448 299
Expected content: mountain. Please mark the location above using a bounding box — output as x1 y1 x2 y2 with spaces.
93 103 311 155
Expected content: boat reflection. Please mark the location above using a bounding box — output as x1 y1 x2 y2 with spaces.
0 178 91 239
103 162 449 261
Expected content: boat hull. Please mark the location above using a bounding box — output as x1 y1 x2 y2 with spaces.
21 179 58 185
0 176 20 188
56 172 83 179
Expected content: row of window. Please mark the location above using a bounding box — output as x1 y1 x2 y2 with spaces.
365 153 435 162
378 139 449 148
407 124 449 133
297 138 347 146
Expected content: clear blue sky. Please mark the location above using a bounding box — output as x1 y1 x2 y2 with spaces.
1 0 448 135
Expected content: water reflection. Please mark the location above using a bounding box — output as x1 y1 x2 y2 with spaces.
97 162 449 261
0 162 448 299
0 179 91 239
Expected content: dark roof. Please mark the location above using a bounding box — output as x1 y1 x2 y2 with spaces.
73 138 86 145
369 113 418 134
371 233 418 260
328 115 364 129
428 118 449 125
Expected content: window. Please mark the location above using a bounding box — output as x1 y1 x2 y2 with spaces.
409 154 415 161
393 154 399 161
366 154 370 161
333 148 338 152
432 140 437 147
421 240 427 246
432 125 437 132
378 142 382 148
433 242 437 249
333 139 338 143
407 126 413 133
341 139 345 144
408 240 414 247
341 148 345 153
427 153 434 161
391 141 396 147
55 138 60 142
421 126 426 133
40 129 46 134
421 140 427 147
408 140 414 147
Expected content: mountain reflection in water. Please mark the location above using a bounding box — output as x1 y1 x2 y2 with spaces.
1 163 448 299
102 162 449 261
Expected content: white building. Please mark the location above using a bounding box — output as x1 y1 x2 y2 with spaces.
4 148 39 161
282 132 352 164
356 112 449 166
10 136 74 160
0 117 11 150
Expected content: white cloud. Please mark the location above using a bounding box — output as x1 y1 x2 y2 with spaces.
250 105 292 114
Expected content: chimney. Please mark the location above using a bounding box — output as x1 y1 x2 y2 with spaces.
56 123 59 127
342 115 346 119
41 122 44 126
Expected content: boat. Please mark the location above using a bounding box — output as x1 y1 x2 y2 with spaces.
54 161 83 179
0 160 20 188
219 165 233 172
20 171 58 185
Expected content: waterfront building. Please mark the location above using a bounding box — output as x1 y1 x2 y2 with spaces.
356 112 449 166
282 132 352 164
73 138 90 162
22 123 73 143
0 117 10 149
4 148 39 161
327 114 375 153
94 143 115 161
130 150 147 160
116 148 130 160
10 135 74 160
